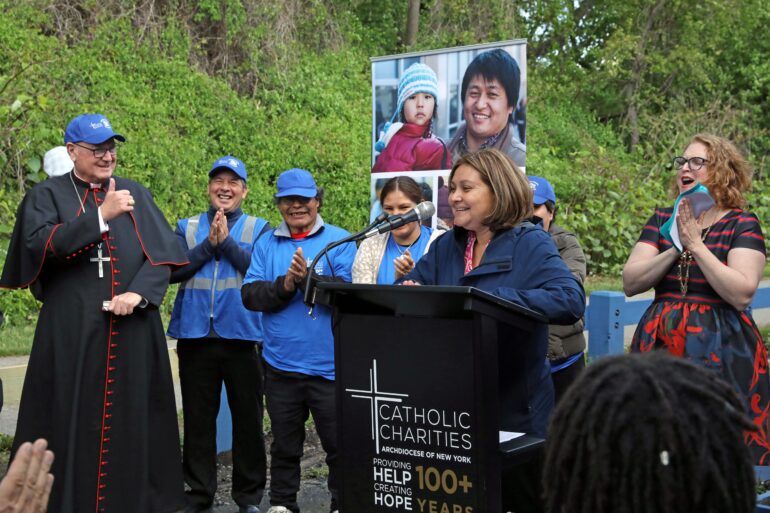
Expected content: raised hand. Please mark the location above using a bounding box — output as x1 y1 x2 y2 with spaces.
101 178 135 221
0 438 55 513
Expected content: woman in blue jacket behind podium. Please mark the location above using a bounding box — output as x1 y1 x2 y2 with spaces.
400 148 585 513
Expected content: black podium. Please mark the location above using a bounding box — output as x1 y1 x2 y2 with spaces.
316 283 547 513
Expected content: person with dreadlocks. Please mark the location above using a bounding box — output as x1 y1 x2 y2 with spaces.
622 133 770 464
543 352 757 513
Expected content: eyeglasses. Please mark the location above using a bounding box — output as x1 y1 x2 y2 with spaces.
73 142 118 159
673 156 708 171
278 196 314 205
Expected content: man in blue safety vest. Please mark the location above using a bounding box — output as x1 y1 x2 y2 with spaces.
168 156 270 513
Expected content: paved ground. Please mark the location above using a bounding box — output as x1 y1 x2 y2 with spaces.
210 470 332 513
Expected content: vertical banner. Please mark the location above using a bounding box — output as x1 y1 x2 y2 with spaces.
370 40 527 229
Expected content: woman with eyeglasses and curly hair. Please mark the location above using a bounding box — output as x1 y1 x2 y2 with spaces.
622 133 770 464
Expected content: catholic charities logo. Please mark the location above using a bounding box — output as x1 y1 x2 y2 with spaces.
346 360 473 455
345 359 408 454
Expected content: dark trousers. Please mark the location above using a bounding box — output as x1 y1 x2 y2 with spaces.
551 355 586 406
264 364 338 513
502 450 545 513
178 338 267 509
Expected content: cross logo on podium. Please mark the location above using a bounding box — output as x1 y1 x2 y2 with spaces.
345 359 409 454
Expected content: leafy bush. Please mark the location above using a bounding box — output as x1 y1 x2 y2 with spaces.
527 74 666 275
1 0 768 327
0 5 372 324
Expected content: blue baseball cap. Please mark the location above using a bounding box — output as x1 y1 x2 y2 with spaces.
209 156 247 182
275 168 317 198
64 114 125 145
529 176 557 205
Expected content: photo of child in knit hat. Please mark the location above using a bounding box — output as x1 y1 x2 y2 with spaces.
372 63 451 173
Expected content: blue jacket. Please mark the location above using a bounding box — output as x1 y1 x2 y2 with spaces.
241 216 356 380
168 209 268 341
401 224 585 436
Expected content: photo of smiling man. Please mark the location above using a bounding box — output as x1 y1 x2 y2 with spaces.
447 48 525 168
167 155 270 513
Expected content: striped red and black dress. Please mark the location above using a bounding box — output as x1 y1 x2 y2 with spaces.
630 207 770 464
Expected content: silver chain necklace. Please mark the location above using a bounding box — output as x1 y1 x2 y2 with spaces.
391 232 419 255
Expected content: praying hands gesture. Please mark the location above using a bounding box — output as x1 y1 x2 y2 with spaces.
677 199 707 252
207 209 230 246
283 247 308 293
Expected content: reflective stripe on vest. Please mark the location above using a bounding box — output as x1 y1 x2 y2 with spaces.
185 214 201 249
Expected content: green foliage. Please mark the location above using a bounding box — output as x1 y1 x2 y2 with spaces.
527 72 664 275
1 0 769 327
0 317 35 356
0 3 373 324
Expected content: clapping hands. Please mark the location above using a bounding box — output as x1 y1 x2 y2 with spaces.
394 249 415 280
283 247 309 293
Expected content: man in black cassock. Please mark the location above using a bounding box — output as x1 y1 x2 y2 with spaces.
0 114 188 513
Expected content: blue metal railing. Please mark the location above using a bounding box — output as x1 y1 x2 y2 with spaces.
586 286 770 359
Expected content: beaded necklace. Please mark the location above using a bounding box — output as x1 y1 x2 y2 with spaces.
677 224 713 297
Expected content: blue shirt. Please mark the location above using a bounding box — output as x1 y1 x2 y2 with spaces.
243 216 356 379
376 226 433 284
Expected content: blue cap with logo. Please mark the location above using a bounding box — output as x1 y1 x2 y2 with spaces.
64 114 126 145
528 176 557 205
275 168 317 198
209 156 247 182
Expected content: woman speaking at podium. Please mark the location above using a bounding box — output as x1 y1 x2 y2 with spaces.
399 148 584 513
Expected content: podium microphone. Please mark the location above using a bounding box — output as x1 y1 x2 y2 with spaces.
362 201 435 239
302 210 396 313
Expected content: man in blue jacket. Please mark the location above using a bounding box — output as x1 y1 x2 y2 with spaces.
241 168 355 513
168 156 270 513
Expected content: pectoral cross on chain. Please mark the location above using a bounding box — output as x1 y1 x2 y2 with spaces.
90 244 111 279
